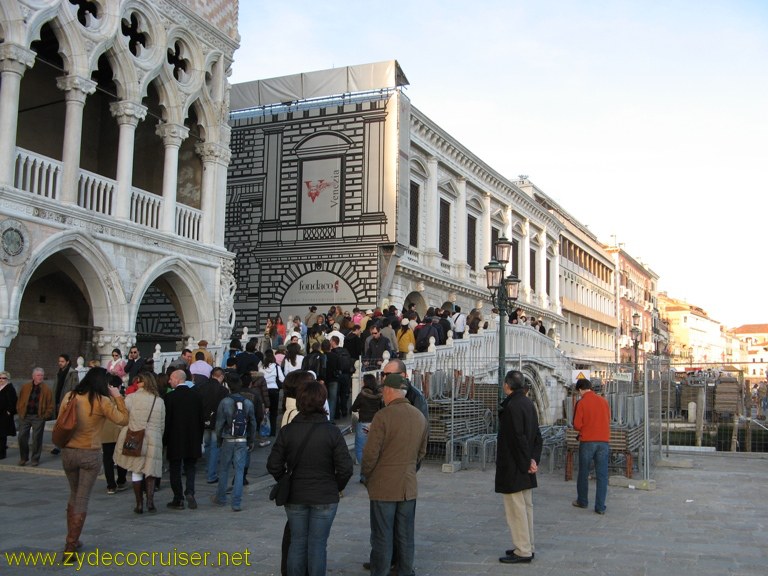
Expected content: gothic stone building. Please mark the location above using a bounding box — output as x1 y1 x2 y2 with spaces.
0 0 238 375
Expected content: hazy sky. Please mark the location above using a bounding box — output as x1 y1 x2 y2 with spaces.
231 0 767 328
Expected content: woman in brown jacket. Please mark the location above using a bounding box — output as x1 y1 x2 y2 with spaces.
59 367 128 554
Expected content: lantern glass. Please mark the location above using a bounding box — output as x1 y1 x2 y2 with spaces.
494 236 513 265
504 275 521 301
484 260 503 290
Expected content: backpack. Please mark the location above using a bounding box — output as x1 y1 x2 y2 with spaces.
415 325 436 352
335 347 354 375
307 352 327 379
230 395 247 437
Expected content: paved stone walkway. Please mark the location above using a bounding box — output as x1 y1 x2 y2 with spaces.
1 432 766 575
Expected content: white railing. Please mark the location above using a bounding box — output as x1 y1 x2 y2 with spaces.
14 147 61 199
176 203 202 241
130 187 163 229
78 168 115 215
402 248 420 264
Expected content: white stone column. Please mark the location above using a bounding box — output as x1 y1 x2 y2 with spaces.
155 123 189 234
424 156 440 267
57 75 97 204
195 141 230 245
503 205 513 276
0 44 35 186
109 101 147 220
537 229 548 307
454 177 468 280
552 240 562 314
481 192 492 273
0 320 19 372
521 218 531 304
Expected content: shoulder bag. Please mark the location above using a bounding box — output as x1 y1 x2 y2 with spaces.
122 396 156 457
269 422 320 506
52 393 78 447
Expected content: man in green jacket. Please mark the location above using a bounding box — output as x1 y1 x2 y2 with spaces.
362 373 428 576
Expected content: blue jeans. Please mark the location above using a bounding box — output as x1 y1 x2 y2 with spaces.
285 502 338 576
369 499 416 576
216 440 248 509
203 429 219 482
326 380 338 421
577 441 609 513
355 421 371 465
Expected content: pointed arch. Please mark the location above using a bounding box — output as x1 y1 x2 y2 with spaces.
11 231 128 331
131 256 214 339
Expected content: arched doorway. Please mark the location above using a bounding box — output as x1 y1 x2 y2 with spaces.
403 291 427 320
6 254 97 380
131 259 211 360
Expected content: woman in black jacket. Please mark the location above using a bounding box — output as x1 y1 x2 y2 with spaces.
267 380 353 576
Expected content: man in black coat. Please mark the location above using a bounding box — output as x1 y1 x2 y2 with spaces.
495 370 543 564
164 369 205 510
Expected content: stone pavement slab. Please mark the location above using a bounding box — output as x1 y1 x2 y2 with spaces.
1 449 766 575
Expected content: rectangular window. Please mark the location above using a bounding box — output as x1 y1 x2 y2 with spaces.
511 238 520 277
491 227 499 259
530 248 536 292
439 199 451 259
467 215 477 269
409 181 420 248
546 257 552 295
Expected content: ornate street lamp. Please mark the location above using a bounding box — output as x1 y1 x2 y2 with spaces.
631 311 641 384
485 236 521 404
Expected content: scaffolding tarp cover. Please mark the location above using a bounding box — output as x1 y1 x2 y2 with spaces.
230 60 409 111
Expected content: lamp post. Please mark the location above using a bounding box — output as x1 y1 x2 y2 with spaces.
484 236 520 404
631 311 641 385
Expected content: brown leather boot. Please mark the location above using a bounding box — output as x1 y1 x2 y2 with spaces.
65 508 86 553
132 481 144 514
145 476 156 513
64 505 83 552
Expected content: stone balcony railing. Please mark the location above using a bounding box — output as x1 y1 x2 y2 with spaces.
14 146 202 241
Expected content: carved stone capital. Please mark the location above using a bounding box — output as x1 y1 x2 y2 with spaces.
0 320 19 349
109 101 148 125
0 44 36 73
56 75 98 102
155 122 189 147
195 141 230 164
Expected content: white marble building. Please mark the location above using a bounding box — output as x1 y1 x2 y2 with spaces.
0 0 237 374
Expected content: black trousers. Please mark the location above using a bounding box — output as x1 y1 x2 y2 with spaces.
169 457 197 500
101 442 127 488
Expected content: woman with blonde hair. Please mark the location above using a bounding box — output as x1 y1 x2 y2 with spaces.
115 371 165 514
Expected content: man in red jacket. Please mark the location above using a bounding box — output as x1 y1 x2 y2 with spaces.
572 378 611 514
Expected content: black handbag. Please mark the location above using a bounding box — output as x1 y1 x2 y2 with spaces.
269 423 319 506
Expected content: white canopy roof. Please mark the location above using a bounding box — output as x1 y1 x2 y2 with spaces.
230 60 408 111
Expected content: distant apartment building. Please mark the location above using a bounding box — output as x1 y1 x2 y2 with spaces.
607 247 663 372
732 324 768 385
526 184 616 377
659 293 726 366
